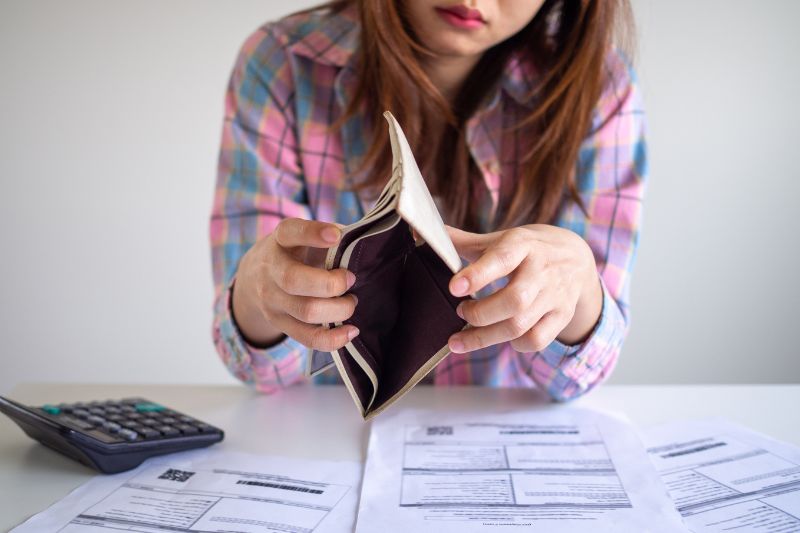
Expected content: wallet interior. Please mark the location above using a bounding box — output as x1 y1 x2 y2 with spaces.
331 213 467 416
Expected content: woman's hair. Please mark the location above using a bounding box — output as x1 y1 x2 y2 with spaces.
323 0 633 230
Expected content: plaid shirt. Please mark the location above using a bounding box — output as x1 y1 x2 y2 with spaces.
210 8 647 401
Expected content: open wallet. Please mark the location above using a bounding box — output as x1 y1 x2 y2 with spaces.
306 111 469 419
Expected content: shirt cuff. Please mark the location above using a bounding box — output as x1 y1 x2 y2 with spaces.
527 277 628 401
213 278 308 393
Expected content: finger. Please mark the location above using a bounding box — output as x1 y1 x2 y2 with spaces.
445 225 495 262
270 312 359 352
284 294 358 325
272 253 355 297
274 218 343 249
304 245 330 269
510 311 569 353
449 239 527 297
449 304 547 354
457 277 540 327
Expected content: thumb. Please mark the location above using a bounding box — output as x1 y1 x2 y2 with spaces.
445 225 493 263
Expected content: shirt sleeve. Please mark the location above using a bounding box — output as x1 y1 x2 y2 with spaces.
521 52 648 401
210 25 311 394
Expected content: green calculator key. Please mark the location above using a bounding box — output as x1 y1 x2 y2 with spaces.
134 402 165 413
42 404 61 415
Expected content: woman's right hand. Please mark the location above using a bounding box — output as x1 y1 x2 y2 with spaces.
231 218 359 351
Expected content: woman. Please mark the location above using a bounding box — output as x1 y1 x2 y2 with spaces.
210 0 645 400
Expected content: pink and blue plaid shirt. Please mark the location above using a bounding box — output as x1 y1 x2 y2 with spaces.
210 7 647 401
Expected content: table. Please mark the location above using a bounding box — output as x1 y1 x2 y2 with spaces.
1 383 798 530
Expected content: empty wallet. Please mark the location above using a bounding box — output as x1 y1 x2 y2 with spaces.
308 111 469 419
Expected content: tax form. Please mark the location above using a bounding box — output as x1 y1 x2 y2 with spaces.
11 450 361 533
356 408 686 532
643 419 800 532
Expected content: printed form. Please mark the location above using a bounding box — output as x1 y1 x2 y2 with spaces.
644 419 800 532
12 450 361 533
356 408 685 532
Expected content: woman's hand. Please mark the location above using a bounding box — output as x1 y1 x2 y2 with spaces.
446 224 603 354
231 218 359 351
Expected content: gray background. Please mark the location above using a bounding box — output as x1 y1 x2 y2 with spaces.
0 0 798 393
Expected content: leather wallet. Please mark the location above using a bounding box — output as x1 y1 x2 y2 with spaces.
307 111 468 419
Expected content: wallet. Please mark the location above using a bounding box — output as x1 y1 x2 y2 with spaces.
307 111 468 419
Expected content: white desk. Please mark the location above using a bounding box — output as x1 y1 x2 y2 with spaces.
1 383 798 530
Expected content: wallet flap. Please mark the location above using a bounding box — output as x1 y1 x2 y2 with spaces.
307 350 335 376
383 111 462 274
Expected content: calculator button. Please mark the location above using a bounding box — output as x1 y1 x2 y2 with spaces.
87 415 106 425
73 409 90 418
85 429 124 443
195 424 214 433
41 405 61 415
62 416 95 431
160 417 177 425
126 412 142 419
121 420 142 429
139 428 161 439
141 418 159 426
102 422 121 433
105 414 124 422
135 402 165 413
177 424 198 435
118 429 138 441
58 404 74 413
88 407 105 415
157 426 179 437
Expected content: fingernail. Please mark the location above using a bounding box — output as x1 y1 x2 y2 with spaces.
456 303 464 319
347 327 360 341
451 276 469 297
351 294 359 306
321 226 340 243
345 271 356 289
449 338 465 353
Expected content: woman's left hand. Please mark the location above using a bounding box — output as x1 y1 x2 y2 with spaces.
446 224 603 354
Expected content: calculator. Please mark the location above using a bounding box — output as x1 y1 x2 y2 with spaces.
0 396 224 474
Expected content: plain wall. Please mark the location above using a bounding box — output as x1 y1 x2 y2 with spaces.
1 0 798 394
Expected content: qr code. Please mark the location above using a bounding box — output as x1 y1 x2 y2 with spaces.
427 426 453 436
158 469 195 482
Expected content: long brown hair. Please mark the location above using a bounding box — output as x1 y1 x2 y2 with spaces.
324 0 633 230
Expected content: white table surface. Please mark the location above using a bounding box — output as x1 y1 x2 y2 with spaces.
1 382 798 531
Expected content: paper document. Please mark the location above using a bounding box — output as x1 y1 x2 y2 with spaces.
12 450 362 533
356 408 686 532
644 418 800 532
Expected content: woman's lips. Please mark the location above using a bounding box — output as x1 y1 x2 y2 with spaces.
434 5 486 30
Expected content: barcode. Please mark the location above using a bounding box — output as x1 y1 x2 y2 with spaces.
427 426 453 436
158 469 195 482
236 480 323 494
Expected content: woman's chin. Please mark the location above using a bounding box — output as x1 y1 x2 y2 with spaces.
425 34 491 59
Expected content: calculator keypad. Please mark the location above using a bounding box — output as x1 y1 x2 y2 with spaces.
40 399 217 443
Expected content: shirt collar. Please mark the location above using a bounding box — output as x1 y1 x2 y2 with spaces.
286 6 360 69
500 50 539 109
